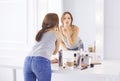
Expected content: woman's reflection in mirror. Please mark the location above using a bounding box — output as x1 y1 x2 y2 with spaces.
60 12 84 51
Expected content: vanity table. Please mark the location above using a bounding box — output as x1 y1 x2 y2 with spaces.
0 57 120 81
51 60 120 81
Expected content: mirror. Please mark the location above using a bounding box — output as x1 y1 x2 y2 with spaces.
38 0 104 59
62 0 96 52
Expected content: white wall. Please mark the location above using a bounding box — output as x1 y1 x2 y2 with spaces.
0 67 13 81
0 0 29 57
104 0 120 60
0 0 63 81
37 0 62 30
0 0 37 81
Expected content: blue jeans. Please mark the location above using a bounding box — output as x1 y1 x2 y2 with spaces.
24 56 51 81
67 47 79 51
67 43 84 51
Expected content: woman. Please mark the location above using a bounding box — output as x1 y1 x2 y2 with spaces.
24 13 60 81
60 12 84 51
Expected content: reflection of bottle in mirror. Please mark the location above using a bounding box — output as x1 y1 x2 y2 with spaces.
77 53 81 67
78 40 83 51
58 49 63 67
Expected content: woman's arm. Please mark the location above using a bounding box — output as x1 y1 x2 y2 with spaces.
51 39 60 63
53 40 60 55
59 26 68 50
53 31 61 55
66 26 79 47
61 41 67 50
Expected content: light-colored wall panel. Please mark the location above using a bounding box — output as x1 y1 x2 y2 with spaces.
0 0 28 57
16 69 24 81
0 67 13 81
104 0 120 60
0 1 27 42
0 0 43 80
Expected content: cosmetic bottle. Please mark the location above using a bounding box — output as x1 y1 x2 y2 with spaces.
74 53 77 68
84 54 91 65
77 51 81 67
58 50 63 67
81 54 84 66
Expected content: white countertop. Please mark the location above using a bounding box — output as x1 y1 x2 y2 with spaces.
51 60 120 76
0 56 120 81
0 56 120 76
51 60 120 81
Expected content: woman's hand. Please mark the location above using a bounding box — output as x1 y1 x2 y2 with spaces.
62 26 73 40
61 25 79 47
62 27 67 37
55 30 61 40
51 58 58 63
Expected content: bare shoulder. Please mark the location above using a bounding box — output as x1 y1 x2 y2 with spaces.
72 25 79 31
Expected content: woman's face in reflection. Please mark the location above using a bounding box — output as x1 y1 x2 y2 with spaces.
63 14 72 26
